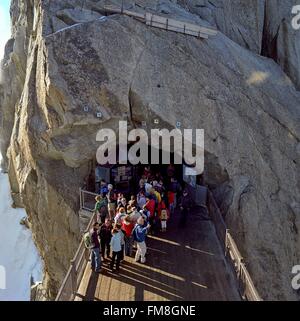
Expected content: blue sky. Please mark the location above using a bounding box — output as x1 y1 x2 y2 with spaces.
0 0 11 59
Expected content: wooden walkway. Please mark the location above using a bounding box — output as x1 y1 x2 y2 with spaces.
75 209 240 301
103 5 218 39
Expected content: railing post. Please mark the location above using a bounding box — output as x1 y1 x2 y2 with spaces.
70 259 77 300
80 188 83 210
237 258 242 280
81 191 85 209
238 262 246 299
225 229 230 257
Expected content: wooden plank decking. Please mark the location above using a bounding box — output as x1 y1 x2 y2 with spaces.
75 209 240 301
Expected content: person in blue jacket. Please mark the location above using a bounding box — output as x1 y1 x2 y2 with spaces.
99 179 108 196
133 217 151 263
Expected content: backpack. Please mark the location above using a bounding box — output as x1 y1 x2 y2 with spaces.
83 231 95 249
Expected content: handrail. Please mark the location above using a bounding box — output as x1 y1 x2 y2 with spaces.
102 5 217 38
207 190 262 301
80 188 99 212
55 211 97 301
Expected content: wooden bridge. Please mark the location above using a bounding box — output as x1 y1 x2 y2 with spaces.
56 188 262 301
102 4 218 39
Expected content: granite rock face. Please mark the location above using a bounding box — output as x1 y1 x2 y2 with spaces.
181 0 300 89
0 0 299 300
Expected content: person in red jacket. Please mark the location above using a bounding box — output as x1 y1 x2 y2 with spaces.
121 215 135 256
168 190 175 215
144 196 156 234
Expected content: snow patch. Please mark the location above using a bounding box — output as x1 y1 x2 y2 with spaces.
46 16 108 38
0 155 43 301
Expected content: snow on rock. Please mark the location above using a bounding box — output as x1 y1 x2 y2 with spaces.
0 155 42 301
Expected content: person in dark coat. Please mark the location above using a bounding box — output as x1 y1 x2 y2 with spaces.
99 218 112 260
178 189 193 227
90 222 101 273
168 177 182 209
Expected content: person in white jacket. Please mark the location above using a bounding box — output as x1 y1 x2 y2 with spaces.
110 224 124 272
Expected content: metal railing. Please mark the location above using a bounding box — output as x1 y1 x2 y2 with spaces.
79 188 98 212
55 211 97 301
102 4 217 39
207 191 262 301
225 233 261 301
207 191 227 250
56 188 98 300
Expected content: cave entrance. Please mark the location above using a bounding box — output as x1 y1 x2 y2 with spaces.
82 144 229 214
93 143 186 199
83 143 206 202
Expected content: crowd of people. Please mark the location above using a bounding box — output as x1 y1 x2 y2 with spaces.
84 165 193 273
